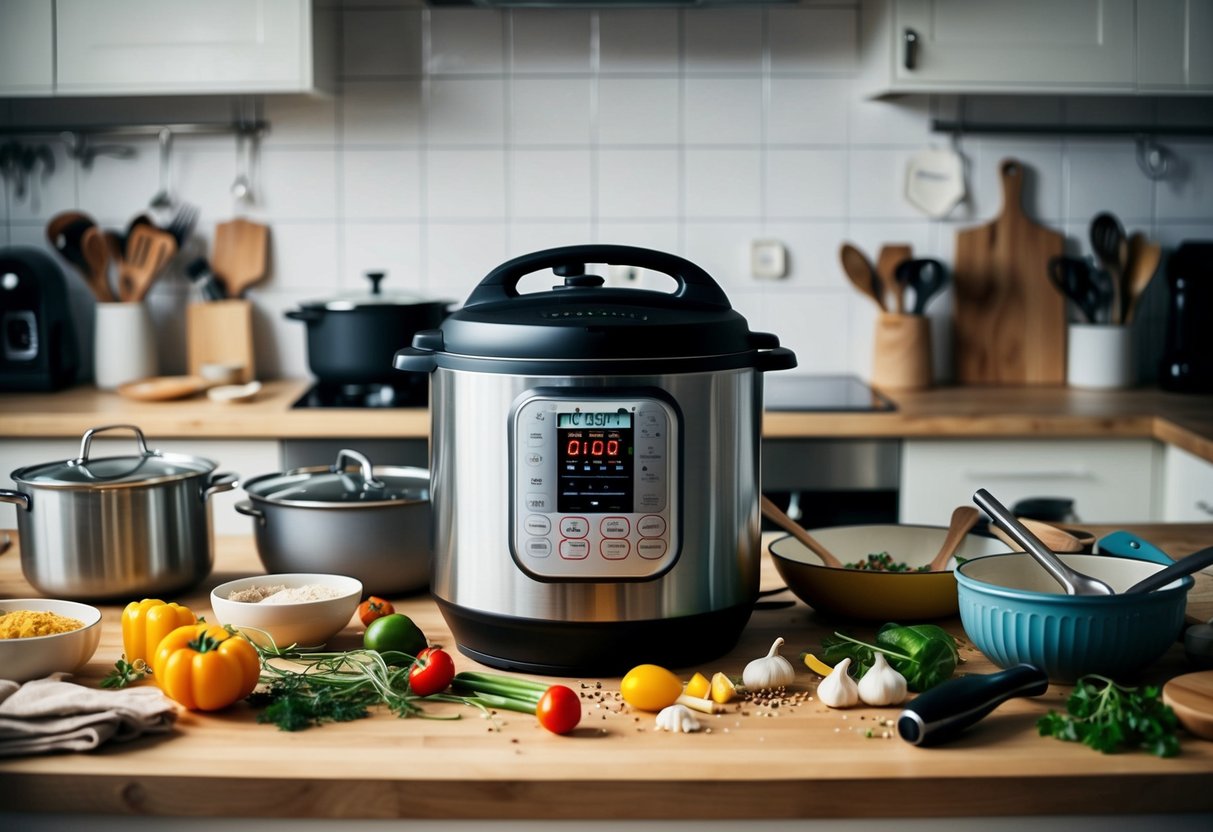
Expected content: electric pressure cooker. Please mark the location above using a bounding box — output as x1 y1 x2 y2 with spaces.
395 245 797 674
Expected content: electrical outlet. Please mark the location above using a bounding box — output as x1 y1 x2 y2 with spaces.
751 239 787 280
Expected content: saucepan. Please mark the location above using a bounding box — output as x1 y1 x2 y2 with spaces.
0 424 237 600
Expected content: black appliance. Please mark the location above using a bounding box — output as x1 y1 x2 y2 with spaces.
292 378 428 409
1159 241 1213 393
0 247 79 392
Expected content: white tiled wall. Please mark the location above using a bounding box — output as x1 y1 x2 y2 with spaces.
2 2 1212 384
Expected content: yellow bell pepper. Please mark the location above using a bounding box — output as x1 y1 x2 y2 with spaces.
152 623 261 711
121 599 197 666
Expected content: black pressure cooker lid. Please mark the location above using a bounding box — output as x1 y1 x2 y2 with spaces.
396 246 796 372
299 271 450 312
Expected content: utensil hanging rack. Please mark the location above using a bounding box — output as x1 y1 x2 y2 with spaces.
0 119 270 168
930 117 1213 180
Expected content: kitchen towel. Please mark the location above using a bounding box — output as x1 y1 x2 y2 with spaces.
0 672 177 757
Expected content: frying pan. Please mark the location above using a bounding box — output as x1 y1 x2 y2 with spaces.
768 524 1012 621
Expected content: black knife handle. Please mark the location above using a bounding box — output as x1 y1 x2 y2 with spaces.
897 664 1049 747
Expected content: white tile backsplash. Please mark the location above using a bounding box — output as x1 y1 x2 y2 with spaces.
4 5 1211 385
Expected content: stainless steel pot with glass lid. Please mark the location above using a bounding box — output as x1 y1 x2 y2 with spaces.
0 424 237 600
395 245 798 675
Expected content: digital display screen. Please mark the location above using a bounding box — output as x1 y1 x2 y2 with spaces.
557 411 633 513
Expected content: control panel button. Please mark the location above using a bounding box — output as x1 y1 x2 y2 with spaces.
559 516 589 538
601 539 630 560
525 538 552 558
637 515 666 537
523 515 552 536
637 538 667 559
525 452 544 467
559 539 590 559
525 493 550 511
600 517 630 538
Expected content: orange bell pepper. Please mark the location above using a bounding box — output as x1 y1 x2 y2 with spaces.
121 599 197 666
152 623 261 711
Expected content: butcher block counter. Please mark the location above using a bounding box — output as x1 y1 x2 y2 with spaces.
1 381 1212 463
1 527 1212 821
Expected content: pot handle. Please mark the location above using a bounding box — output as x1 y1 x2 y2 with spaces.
78 423 151 461
394 341 438 373
285 308 324 323
1096 531 1175 566
0 489 31 512
464 245 734 310
202 472 239 502
234 500 266 527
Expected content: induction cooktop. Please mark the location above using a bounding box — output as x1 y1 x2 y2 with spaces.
763 374 895 412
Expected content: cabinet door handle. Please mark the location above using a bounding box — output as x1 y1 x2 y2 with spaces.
903 28 919 70
962 468 1093 481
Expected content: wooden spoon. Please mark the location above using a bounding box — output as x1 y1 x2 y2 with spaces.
839 243 885 311
928 505 980 572
760 495 844 569
79 226 115 302
989 517 1087 554
1123 232 1162 324
212 218 270 298
876 243 913 315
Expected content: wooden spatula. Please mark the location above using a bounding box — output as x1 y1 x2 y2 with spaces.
118 224 177 302
1123 232 1162 324
212 218 269 298
876 244 913 314
79 226 115 302
840 243 885 311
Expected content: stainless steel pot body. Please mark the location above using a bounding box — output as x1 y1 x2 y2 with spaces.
236 477 431 596
429 366 763 623
3 468 235 601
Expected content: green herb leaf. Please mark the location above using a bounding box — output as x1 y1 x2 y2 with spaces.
1037 674 1180 758
818 623 959 691
99 657 149 689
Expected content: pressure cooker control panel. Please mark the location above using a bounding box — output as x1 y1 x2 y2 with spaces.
510 394 679 581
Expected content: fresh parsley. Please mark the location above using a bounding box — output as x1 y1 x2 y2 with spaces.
1037 674 1180 758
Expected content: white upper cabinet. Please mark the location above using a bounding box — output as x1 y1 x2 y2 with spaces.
862 0 1210 96
1137 0 1213 92
1 0 333 98
0 0 54 96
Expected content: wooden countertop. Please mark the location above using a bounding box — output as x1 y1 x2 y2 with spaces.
2 382 1212 463
2 527 1212 820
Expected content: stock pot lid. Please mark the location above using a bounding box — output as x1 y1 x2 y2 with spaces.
300 271 450 312
18 452 213 487
245 450 429 507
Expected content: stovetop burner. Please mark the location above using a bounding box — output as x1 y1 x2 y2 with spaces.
292 377 429 409
763 374 896 412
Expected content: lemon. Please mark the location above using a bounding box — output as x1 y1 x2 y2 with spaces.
684 671 711 699
620 664 682 712
802 652 836 677
709 672 737 704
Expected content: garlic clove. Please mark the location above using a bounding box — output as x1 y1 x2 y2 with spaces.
817 657 860 709
857 652 908 707
742 636 797 690
655 703 701 733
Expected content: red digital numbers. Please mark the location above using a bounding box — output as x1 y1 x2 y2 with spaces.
565 438 620 458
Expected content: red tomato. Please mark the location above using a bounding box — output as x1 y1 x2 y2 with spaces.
357 596 395 627
408 647 455 697
536 684 581 735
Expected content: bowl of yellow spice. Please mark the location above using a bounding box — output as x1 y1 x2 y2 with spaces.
0 599 102 682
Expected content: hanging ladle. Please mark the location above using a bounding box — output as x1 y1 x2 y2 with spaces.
149 127 174 211
760 495 844 569
1123 545 1213 595
973 488 1114 596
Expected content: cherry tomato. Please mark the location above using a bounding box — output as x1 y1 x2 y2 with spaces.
535 684 581 735
363 613 426 658
408 647 455 696
357 596 395 627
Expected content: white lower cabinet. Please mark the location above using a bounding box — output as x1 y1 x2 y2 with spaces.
0 438 280 537
899 438 1162 524
1162 444 1213 522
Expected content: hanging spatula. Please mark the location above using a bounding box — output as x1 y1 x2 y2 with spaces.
212 218 270 298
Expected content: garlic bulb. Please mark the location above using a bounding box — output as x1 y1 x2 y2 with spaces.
655 704 701 733
856 653 908 706
742 637 796 690
817 657 860 709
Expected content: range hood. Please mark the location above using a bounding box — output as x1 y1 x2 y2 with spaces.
427 1 797 7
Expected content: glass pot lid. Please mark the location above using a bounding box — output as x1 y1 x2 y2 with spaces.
245 449 430 507
13 424 215 488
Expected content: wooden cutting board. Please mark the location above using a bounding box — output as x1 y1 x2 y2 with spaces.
953 159 1066 385
212 218 269 298
1163 671 1213 741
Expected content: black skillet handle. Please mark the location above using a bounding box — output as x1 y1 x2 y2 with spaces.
897 664 1049 747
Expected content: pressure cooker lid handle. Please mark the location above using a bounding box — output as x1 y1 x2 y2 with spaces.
463 245 733 310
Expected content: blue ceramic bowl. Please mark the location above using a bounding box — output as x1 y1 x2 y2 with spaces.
955 532 1193 683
